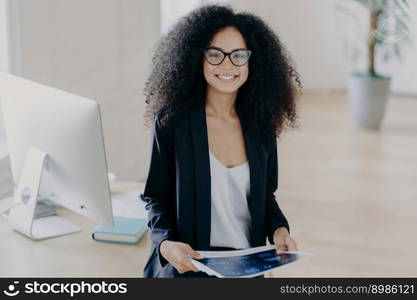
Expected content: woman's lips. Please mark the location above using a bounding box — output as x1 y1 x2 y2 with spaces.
215 74 239 83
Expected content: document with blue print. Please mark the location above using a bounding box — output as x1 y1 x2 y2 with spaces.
191 245 313 278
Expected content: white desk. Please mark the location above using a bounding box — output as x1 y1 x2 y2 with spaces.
0 182 151 277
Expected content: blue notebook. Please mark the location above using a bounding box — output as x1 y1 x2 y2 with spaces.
92 216 148 244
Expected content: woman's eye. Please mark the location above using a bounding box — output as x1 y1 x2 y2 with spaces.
233 53 246 59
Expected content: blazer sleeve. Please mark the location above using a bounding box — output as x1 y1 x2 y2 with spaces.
142 113 177 268
266 136 290 245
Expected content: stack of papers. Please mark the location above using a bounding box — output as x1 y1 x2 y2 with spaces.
191 245 313 278
111 190 147 219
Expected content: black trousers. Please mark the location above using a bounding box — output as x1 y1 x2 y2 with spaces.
172 246 265 278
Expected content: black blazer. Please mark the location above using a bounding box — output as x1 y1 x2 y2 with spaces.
141 102 290 278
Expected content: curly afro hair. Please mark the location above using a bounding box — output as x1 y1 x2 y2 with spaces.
144 4 301 141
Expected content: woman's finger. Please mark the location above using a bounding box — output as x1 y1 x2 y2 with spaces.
176 259 192 274
189 250 205 259
180 258 199 273
183 244 205 259
276 248 285 255
275 240 287 254
185 253 202 272
186 260 200 272
287 238 298 251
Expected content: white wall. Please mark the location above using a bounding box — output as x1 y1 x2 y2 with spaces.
161 0 202 35
230 0 417 95
160 0 229 35
230 0 349 91
6 0 160 181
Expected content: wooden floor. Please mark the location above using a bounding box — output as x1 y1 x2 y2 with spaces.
267 91 417 277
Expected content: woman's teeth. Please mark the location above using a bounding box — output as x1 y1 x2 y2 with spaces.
216 75 238 80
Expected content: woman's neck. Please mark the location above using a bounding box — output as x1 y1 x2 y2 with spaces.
205 87 238 119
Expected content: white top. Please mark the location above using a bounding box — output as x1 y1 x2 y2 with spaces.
209 148 252 249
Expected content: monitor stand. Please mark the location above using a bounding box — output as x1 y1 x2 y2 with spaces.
7 148 81 240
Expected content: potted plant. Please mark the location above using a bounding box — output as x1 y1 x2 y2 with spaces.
344 0 411 129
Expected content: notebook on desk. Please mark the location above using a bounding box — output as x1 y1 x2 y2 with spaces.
92 216 148 244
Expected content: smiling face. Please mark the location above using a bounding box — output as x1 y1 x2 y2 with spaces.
203 26 249 95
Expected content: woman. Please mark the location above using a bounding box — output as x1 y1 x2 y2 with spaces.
142 5 301 278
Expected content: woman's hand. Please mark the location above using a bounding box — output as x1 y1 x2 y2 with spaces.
159 240 204 274
273 227 298 253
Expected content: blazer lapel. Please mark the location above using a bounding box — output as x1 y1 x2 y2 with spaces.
189 103 211 250
189 102 263 250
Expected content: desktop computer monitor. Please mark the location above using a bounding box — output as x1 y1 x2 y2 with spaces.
0 72 114 240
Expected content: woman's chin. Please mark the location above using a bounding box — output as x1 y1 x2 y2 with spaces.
209 85 240 95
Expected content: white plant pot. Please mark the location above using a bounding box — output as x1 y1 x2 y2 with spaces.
347 74 391 130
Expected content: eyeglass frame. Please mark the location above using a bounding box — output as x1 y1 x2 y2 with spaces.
203 46 252 66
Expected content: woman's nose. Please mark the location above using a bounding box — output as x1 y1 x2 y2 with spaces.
220 54 234 67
